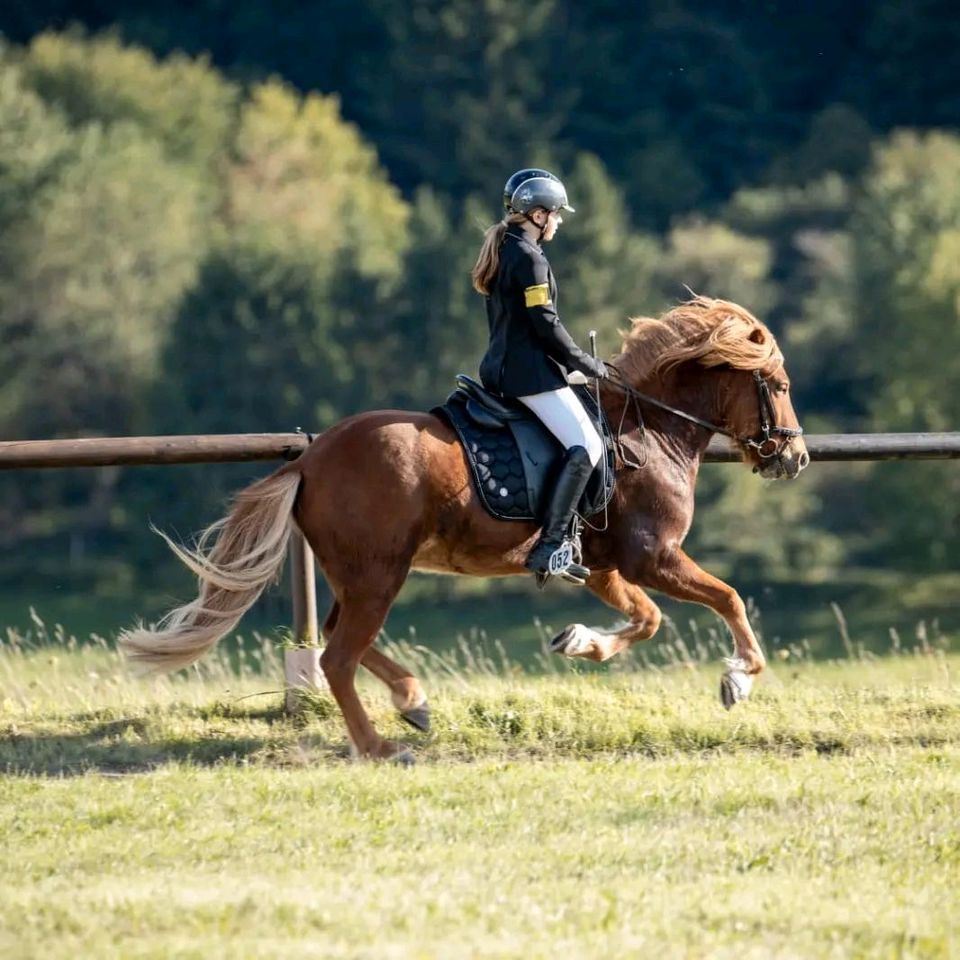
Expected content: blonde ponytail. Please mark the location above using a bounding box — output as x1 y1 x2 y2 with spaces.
471 213 526 295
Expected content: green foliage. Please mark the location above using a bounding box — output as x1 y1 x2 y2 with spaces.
839 132 960 569
547 153 661 342
853 0 960 128
159 240 350 434
0 60 207 438
0 62 75 228
352 0 567 197
689 465 846 581
370 186 486 409
0 32 413 590
158 79 411 435
768 105 874 184
725 174 852 234
229 79 408 279
853 131 960 431
20 29 238 170
12 125 203 404
854 461 960 571
657 220 776 316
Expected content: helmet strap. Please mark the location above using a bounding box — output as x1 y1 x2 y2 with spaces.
526 211 548 243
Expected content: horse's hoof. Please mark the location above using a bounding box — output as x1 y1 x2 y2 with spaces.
720 658 753 709
400 702 431 733
550 623 595 657
391 749 416 767
549 624 577 654
719 674 739 709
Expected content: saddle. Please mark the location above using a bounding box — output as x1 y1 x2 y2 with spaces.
432 375 616 522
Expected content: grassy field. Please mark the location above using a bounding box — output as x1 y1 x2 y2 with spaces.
1 618 959 958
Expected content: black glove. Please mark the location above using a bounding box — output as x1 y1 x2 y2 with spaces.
580 356 609 380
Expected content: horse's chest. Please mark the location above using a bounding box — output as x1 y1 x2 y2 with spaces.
618 459 696 538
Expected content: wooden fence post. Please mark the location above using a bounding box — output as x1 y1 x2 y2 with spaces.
285 527 322 713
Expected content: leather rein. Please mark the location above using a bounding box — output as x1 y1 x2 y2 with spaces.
604 365 804 467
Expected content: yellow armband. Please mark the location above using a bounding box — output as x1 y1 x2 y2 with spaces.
524 283 551 308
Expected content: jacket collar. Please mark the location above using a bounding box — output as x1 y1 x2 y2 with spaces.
505 222 541 252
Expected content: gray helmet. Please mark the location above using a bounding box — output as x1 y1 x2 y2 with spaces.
503 168 575 215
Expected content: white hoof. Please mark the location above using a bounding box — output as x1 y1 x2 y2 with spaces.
720 657 753 709
550 623 599 658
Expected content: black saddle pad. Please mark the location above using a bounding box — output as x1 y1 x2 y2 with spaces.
432 378 616 522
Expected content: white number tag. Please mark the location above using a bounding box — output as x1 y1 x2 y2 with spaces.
547 541 574 575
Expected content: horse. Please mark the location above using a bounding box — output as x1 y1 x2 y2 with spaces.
120 296 808 761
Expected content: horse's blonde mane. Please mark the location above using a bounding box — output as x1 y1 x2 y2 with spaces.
614 296 782 383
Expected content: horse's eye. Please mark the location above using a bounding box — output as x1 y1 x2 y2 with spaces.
777 382 789 394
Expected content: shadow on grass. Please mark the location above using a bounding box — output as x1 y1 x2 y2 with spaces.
0 713 374 776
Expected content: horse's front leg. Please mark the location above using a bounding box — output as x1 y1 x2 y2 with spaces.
549 569 662 662
637 546 765 708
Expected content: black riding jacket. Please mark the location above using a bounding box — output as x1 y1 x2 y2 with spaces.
478 225 604 397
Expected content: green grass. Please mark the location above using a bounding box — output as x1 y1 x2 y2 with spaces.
1 619 959 958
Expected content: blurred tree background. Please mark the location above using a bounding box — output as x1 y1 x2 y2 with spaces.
0 3 958 647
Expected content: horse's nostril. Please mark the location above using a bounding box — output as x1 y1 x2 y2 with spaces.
798 451 810 470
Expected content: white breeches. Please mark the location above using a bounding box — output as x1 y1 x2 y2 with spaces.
518 387 604 467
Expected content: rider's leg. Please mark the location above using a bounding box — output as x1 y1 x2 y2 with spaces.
518 387 604 468
523 444 593 579
517 388 604 580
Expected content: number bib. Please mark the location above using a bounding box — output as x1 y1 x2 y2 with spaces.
547 541 575 576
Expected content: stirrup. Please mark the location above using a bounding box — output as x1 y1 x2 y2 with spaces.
560 565 589 585
535 562 590 589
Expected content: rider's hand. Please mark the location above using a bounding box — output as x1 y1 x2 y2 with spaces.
582 356 609 380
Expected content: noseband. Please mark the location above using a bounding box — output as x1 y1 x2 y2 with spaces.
606 366 803 463
741 369 804 460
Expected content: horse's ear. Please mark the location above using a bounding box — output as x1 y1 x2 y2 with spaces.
748 328 766 344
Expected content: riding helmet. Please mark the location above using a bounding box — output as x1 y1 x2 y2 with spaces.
503 168 575 215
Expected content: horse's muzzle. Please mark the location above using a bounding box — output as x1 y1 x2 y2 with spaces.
756 447 809 480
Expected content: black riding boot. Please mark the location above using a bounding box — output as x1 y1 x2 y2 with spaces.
525 445 594 583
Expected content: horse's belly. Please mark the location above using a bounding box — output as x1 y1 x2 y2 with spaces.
411 534 531 578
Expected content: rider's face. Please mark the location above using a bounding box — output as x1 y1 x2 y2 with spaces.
539 209 562 242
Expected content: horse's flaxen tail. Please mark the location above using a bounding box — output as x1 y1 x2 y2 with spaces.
118 470 302 673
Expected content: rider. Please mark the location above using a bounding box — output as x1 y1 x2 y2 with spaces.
471 168 609 582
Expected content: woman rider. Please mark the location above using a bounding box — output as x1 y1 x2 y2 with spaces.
471 168 609 583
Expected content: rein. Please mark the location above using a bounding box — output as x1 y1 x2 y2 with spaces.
605 365 803 465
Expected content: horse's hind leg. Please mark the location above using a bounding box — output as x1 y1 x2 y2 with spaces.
361 647 430 733
550 569 663 662
324 601 430 732
319 586 412 762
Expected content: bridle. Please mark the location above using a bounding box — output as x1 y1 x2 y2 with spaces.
605 365 804 465
743 368 805 459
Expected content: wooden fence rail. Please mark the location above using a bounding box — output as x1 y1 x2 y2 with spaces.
0 433 310 469
1 431 960 469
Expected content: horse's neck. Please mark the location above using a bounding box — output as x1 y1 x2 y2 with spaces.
602 370 718 472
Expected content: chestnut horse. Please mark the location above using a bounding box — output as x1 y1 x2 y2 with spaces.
120 297 808 761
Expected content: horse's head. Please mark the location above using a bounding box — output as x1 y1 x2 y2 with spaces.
616 296 809 479
718 358 809 480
